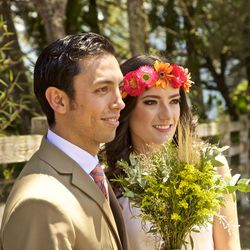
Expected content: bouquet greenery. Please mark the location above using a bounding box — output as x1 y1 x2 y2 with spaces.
113 127 250 250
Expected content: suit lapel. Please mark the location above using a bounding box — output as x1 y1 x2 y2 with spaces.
38 138 123 249
71 167 122 249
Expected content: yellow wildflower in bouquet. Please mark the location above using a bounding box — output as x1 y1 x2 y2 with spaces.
113 126 250 250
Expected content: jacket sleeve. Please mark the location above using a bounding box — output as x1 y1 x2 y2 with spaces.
1 198 76 250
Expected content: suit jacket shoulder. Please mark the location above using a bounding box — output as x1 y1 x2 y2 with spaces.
1 138 127 250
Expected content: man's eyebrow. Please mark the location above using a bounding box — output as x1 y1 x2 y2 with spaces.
93 79 124 85
93 79 115 85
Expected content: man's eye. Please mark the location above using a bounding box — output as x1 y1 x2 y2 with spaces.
96 87 108 93
143 100 157 105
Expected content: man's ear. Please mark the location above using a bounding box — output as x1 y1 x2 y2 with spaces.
45 87 68 114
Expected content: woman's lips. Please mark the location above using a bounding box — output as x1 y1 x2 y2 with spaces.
153 124 172 132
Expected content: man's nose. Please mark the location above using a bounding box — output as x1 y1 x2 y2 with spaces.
111 88 125 110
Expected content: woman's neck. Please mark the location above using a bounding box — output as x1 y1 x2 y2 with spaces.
133 143 163 155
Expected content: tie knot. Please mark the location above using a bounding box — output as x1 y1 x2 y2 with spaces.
90 164 104 178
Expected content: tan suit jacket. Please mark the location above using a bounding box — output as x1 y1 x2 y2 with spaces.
0 138 130 250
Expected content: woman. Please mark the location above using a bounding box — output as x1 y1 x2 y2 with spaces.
103 55 241 250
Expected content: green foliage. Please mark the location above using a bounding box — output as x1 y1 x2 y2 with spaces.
0 17 29 134
97 0 130 61
66 0 84 34
0 162 25 202
11 1 47 54
231 80 250 115
7 0 250 119
114 142 250 249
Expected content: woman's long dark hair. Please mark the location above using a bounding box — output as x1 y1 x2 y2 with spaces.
102 55 195 181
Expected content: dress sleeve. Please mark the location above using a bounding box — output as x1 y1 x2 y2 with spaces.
213 155 241 250
1 198 75 250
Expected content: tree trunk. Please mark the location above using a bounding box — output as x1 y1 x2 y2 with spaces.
88 0 99 34
183 3 206 120
205 55 239 120
242 14 250 93
66 0 82 34
164 0 177 53
0 0 31 133
31 0 68 42
127 0 148 56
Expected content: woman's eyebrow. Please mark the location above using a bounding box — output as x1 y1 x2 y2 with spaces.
141 95 160 100
141 93 180 99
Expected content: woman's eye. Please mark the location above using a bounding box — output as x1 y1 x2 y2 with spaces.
143 100 157 105
171 99 181 104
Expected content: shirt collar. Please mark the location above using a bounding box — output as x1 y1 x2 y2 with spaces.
46 129 99 174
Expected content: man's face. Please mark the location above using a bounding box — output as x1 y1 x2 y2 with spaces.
60 54 125 155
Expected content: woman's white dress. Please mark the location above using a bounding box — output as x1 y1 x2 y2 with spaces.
119 197 214 250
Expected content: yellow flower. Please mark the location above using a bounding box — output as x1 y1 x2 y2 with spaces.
171 213 181 221
179 180 188 189
178 200 189 209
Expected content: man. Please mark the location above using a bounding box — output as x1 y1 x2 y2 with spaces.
0 33 129 250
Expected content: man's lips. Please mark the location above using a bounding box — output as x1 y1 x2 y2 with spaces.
101 117 120 126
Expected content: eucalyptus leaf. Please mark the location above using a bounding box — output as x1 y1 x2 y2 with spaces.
225 186 238 193
124 189 135 198
237 183 250 192
237 178 250 185
210 158 224 167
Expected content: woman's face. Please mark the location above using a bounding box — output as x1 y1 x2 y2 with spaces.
129 85 181 153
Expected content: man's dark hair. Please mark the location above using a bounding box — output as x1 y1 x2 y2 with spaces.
34 33 115 127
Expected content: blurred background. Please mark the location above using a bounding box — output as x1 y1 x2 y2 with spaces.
1 0 250 133
0 0 249 248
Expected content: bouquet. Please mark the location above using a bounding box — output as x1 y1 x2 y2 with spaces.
113 127 250 250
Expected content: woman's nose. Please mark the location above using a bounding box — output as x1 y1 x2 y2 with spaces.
159 104 171 120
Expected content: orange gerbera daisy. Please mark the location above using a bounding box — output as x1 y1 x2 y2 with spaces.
154 60 173 88
183 70 194 92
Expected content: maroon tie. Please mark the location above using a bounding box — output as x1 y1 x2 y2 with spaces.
90 164 108 199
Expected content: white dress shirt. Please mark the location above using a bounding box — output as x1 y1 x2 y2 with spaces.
46 129 99 175
46 129 109 201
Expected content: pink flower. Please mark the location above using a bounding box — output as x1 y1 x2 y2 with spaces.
135 66 158 88
169 64 187 89
122 61 194 97
123 71 146 96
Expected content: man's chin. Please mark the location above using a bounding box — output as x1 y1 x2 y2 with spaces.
101 132 116 143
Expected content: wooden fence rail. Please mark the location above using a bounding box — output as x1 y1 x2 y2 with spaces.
1 115 250 178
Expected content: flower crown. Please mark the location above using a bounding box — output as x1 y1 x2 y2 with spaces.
122 60 194 97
